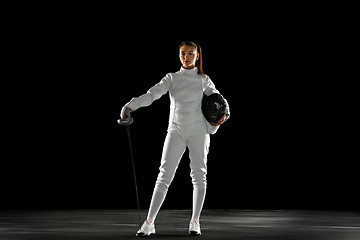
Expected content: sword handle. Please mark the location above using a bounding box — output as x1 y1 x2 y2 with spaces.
117 112 133 125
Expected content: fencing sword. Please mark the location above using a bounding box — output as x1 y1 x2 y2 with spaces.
117 112 141 228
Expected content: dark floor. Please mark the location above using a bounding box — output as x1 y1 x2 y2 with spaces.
1 209 360 240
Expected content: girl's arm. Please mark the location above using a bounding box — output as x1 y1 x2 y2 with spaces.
202 76 230 131
203 76 230 117
121 74 172 118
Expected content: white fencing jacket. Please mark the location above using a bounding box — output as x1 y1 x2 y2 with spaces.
123 67 230 134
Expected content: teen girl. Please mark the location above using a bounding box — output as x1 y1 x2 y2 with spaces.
120 41 230 236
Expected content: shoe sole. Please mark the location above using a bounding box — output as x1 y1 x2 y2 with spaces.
136 232 155 237
189 231 201 236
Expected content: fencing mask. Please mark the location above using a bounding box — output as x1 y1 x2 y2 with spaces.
202 93 227 123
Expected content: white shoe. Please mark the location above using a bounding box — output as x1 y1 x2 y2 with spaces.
136 220 155 237
189 219 201 236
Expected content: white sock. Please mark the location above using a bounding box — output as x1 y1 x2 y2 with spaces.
191 187 206 220
146 187 167 222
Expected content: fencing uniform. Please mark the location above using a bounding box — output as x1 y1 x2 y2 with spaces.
122 66 230 223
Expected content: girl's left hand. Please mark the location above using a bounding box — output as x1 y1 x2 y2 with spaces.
210 114 230 126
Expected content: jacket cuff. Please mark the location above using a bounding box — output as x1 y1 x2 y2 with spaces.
206 122 220 135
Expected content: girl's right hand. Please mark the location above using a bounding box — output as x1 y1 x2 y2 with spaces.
121 106 132 119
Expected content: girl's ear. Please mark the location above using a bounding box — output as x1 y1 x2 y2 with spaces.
196 52 200 61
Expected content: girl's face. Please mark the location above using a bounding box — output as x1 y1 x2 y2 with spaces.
179 45 199 69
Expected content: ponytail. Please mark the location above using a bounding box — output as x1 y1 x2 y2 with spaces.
179 41 204 75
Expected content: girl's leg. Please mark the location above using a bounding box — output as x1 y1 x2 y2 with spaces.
188 131 210 221
146 130 186 222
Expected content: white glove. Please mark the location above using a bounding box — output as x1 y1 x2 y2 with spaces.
120 106 131 119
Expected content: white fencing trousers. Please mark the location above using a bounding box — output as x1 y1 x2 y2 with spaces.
147 123 210 222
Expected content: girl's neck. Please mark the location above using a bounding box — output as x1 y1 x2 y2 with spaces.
182 65 196 70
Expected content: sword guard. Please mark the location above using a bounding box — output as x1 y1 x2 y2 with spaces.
117 117 133 125
117 112 133 125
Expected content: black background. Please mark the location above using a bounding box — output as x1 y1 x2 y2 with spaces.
2 4 357 211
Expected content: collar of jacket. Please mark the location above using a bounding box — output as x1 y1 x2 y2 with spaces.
180 66 198 75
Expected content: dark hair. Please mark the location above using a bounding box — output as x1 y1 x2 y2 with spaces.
179 41 204 75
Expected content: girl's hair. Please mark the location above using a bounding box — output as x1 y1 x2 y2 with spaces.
179 41 204 75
